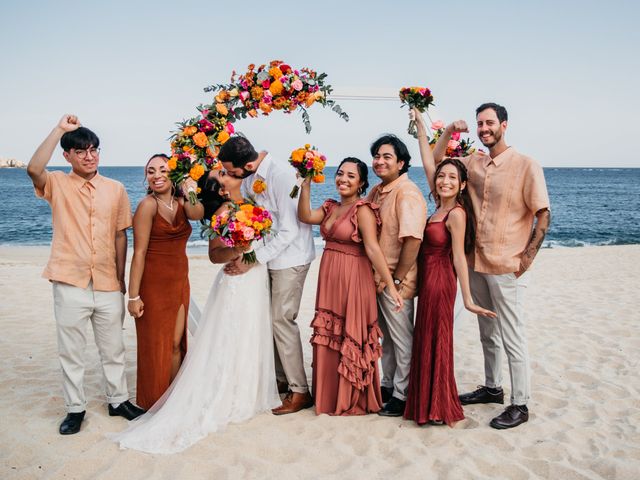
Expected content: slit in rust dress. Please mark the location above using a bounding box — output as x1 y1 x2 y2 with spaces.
135 201 191 409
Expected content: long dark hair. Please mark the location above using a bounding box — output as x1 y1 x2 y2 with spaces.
433 158 476 254
197 172 226 223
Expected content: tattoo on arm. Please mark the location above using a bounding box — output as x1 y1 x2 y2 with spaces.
523 209 551 266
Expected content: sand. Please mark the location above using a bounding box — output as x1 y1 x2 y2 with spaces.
1 245 639 479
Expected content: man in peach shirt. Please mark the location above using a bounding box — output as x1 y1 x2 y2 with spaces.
433 103 551 429
28 115 145 435
367 135 428 417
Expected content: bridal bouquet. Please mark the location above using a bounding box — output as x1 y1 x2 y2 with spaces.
399 86 435 138
204 60 349 134
203 201 274 264
428 120 476 157
288 144 327 198
168 114 231 203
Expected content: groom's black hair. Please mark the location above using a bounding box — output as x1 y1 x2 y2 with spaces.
476 103 508 123
217 136 258 168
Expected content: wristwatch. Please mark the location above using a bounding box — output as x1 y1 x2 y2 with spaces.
393 277 402 286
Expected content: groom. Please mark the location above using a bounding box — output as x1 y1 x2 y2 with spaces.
219 136 316 415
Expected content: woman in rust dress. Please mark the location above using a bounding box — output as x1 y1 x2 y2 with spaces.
127 154 204 409
298 157 403 415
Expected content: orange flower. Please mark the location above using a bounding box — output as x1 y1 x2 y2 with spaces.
189 163 205 181
247 109 258 118
217 131 230 144
183 146 195 154
182 125 197 137
269 79 284 96
295 92 308 103
167 157 178 170
251 86 264 100
312 174 325 183
193 132 209 148
215 103 229 116
215 90 230 103
252 179 267 194
259 101 272 114
305 96 316 107
291 149 305 163
272 96 286 110
268 66 282 79
212 160 223 170
207 145 220 158
313 158 325 170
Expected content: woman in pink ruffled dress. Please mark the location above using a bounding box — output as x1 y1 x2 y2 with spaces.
298 158 402 415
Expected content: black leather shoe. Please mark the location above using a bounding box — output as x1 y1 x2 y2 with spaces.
490 405 529 429
108 401 146 420
381 386 393 404
459 386 504 405
378 396 406 417
59 411 85 435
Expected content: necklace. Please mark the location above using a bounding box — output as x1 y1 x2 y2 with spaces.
153 193 174 211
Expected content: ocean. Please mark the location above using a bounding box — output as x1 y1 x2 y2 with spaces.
1 167 639 249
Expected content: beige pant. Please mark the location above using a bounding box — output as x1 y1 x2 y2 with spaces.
469 270 531 405
378 288 415 401
270 265 310 394
52 281 129 413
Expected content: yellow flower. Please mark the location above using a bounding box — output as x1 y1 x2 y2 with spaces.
167 157 178 170
235 210 248 223
313 158 325 171
189 163 205 181
304 144 311 149
251 86 264 100
217 131 230 144
240 204 254 213
252 179 267 194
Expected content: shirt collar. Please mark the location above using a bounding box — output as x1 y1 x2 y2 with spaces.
68 170 102 190
485 146 514 168
379 172 408 193
255 152 272 179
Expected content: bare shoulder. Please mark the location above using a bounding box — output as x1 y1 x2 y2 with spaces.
447 207 466 225
136 195 157 215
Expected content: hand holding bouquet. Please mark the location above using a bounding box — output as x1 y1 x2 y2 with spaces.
399 86 435 138
288 144 326 198
203 200 273 264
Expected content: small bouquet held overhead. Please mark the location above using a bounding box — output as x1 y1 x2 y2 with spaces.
429 120 476 157
288 144 327 198
202 200 274 264
399 86 435 138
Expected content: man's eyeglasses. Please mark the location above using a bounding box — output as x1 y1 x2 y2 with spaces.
72 147 101 159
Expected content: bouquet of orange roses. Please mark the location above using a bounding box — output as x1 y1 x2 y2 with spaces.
428 120 476 157
202 200 274 264
288 144 326 198
399 86 435 138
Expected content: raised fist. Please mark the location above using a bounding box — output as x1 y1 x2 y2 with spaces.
447 120 469 134
57 114 81 132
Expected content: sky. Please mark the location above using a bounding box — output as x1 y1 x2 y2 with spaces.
1 0 639 168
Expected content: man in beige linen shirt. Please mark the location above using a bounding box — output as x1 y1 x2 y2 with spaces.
28 115 145 435
367 134 427 417
432 103 551 429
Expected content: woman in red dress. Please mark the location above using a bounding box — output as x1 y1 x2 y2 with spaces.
405 110 496 426
297 158 403 415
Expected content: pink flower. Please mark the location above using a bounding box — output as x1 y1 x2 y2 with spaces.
292 79 303 91
451 132 461 141
262 80 271 89
448 140 460 150
243 227 255 240
226 122 235 134
201 109 209 118
431 120 445 130
240 91 250 102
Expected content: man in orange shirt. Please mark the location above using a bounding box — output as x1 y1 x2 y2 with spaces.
367 135 428 417
433 103 551 429
28 115 145 435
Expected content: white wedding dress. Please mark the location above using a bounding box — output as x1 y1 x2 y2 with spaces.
113 264 281 454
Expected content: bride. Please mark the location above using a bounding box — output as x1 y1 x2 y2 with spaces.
113 169 280 454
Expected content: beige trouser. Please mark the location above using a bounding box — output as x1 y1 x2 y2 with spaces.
378 288 415 401
469 269 531 406
52 281 129 413
270 264 310 394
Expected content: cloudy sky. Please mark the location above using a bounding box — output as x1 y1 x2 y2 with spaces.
1 0 638 167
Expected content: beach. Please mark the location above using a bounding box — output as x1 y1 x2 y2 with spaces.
1 244 639 480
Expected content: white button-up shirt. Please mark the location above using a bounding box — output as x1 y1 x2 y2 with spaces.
242 153 315 270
